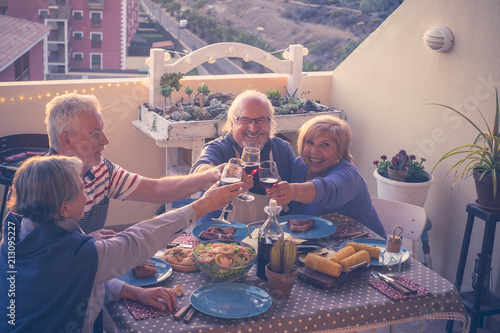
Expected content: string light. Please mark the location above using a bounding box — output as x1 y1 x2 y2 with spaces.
243 54 251 62
0 82 142 103
208 56 216 64
164 51 171 61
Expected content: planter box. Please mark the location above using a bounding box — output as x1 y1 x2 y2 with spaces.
134 105 346 142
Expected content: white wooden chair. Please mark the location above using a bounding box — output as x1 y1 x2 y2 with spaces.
370 197 427 333
371 197 427 259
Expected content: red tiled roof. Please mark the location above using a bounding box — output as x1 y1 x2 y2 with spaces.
0 15 52 71
152 40 174 49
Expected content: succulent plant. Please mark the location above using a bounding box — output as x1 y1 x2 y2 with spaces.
270 239 297 274
170 110 191 122
391 149 409 171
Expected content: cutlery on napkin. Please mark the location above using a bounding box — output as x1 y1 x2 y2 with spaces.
377 272 419 294
371 271 411 294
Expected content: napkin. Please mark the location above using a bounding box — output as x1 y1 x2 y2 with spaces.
331 225 364 241
122 298 177 321
369 276 431 301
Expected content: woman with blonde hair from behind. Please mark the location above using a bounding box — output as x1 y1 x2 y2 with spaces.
268 115 386 238
0 155 242 333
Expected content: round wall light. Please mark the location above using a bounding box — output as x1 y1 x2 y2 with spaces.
423 26 454 52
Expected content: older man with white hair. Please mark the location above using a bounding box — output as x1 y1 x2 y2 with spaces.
191 90 295 223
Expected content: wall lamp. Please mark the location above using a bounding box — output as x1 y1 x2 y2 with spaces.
423 26 454 52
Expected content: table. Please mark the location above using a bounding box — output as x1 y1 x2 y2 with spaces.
105 214 469 333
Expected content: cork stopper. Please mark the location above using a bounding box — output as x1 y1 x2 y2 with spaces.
386 225 403 253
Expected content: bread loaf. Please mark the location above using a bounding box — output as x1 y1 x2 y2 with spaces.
346 242 380 259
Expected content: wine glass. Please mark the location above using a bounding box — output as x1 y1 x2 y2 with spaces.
212 158 244 224
259 160 279 191
237 147 260 202
259 160 283 214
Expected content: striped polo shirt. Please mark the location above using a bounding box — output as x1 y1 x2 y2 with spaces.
79 158 142 233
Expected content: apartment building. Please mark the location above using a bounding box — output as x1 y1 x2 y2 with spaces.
1 0 139 77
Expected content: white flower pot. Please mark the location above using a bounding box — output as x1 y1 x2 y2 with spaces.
373 169 434 207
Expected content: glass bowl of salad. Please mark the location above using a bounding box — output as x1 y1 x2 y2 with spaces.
193 241 257 282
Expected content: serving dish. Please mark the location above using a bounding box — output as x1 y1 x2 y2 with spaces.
339 238 410 266
277 214 337 239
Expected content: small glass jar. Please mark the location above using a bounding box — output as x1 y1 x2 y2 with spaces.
382 226 403 277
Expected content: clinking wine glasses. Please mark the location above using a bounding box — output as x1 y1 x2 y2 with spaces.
212 158 245 224
237 147 260 202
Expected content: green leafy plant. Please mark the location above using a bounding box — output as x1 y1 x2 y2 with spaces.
185 86 194 103
374 150 429 183
270 239 297 274
431 88 500 197
197 83 210 108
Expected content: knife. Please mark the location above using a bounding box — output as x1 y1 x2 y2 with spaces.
174 304 192 320
183 306 197 323
378 273 417 294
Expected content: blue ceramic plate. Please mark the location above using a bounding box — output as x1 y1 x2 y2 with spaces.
190 283 272 319
192 221 254 243
339 238 410 266
117 257 172 286
277 214 337 239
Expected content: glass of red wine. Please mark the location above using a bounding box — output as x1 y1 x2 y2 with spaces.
237 147 260 202
259 160 279 190
259 160 283 214
212 158 244 224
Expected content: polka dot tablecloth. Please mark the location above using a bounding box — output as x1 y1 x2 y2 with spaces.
106 215 469 333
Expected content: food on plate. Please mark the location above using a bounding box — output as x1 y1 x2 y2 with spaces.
193 242 256 281
330 245 355 264
198 226 237 240
162 247 195 266
287 218 316 232
132 260 157 278
339 250 370 272
304 253 342 277
346 241 380 259
174 285 183 297
198 231 234 240
207 226 237 234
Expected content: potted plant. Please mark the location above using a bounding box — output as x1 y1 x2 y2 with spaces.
265 239 298 299
431 88 500 210
373 150 434 207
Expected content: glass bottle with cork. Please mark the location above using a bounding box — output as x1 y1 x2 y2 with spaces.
382 225 403 277
257 199 284 279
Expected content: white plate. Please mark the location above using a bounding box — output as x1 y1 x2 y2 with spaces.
340 238 409 266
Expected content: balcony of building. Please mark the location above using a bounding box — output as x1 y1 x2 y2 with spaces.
0 1 499 328
87 0 104 10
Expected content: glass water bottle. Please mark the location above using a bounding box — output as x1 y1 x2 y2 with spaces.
382 225 403 277
257 199 284 279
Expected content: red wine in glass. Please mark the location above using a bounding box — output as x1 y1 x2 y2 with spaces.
237 147 260 202
245 162 259 175
260 177 278 189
